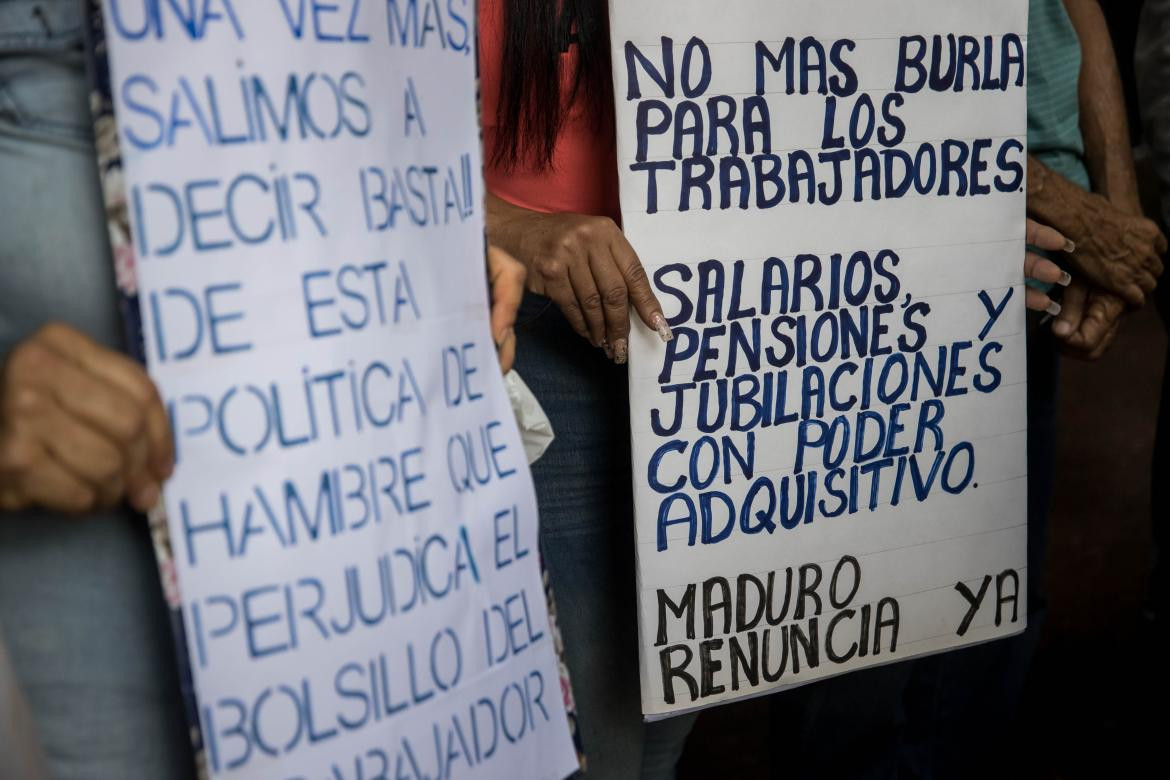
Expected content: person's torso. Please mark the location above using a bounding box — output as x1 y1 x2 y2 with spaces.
1027 0 1092 190
479 0 621 220
0 0 124 357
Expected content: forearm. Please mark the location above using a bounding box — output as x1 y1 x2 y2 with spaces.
1027 154 1101 237
1064 0 1143 215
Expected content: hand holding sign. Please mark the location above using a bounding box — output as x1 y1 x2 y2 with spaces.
486 193 673 364
0 323 173 514
489 246 526 373
1023 218 1074 313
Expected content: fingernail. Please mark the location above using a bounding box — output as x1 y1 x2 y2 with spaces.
614 339 629 365
1045 301 1062 317
1058 271 1072 287
1063 239 1076 253
1053 320 1072 336
602 340 614 360
135 483 160 511
651 313 673 343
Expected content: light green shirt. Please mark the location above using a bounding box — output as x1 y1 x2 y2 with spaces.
1028 0 1092 191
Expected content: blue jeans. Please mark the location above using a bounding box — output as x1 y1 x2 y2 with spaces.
514 293 697 779
0 2 194 777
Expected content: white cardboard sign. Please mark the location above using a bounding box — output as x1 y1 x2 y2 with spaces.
610 0 1030 718
93 1 579 776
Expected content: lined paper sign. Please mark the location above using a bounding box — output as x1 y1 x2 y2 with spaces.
93 1 579 777
609 0 1030 718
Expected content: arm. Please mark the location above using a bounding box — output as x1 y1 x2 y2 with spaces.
1064 0 1143 215
1027 155 1164 306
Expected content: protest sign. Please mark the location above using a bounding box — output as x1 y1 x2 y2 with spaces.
610 0 1031 718
85 2 580 777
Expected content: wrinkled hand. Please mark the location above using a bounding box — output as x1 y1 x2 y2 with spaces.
1069 193 1165 307
496 205 672 364
488 246 525 374
1024 218 1074 313
1052 279 1126 360
0 323 173 513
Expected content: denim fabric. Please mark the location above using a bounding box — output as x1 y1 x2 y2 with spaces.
0 2 195 777
513 293 697 779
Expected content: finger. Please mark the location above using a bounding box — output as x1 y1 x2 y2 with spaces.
1025 218 1075 253
1144 248 1166 278
37 324 173 479
19 449 97 514
1119 279 1146 308
568 256 608 348
544 275 591 341
1052 282 1087 339
31 409 126 507
588 249 635 364
1025 287 1061 314
488 246 526 347
24 350 145 456
1024 252 1069 287
1069 295 1115 352
609 234 671 343
1088 319 1122 361
497 328 516 375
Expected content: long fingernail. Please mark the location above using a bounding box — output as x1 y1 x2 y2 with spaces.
602 340 614 360
1058 271 1072 287
1045 301 1062 317
614 339 629 364
1063 239 1076 253
651 313 673 343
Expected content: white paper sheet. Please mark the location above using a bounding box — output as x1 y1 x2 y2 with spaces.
609 0 1030 719
95 1 579 776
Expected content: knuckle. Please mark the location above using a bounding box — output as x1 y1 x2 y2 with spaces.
581 293 604 312
124 373 156 406
5 340 52 378
602 285 628 307
573 220 597 241
8 387 45 417
111 406 147 444
624 262 650 287
539 259 566 280
591 216 618 235
0 436 36 476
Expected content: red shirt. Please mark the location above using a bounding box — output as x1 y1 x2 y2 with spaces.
479 0 621 221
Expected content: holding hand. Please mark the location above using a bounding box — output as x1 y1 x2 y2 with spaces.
486 195 672 364
1051 280 1126 361
1066 191 1165 307
488 246 525 374
0 324 173 514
